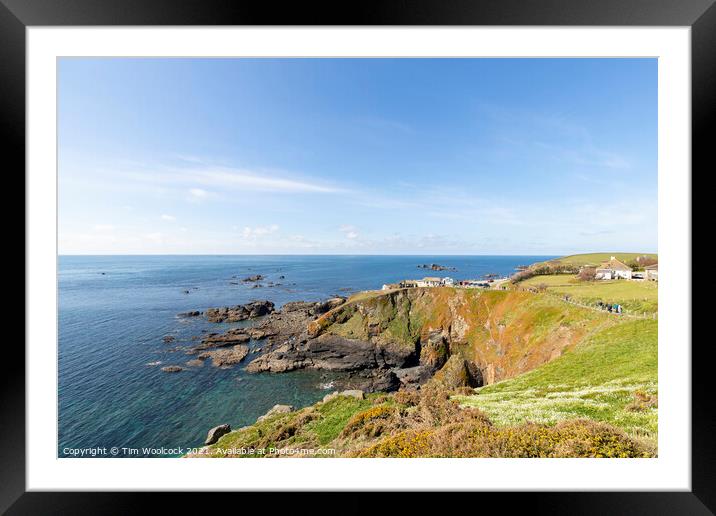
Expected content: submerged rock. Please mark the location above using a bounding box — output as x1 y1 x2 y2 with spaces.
178 310 202 318
160 365 184 373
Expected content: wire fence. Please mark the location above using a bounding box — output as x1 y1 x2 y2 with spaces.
516 285 658 320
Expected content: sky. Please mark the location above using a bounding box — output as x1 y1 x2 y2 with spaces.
58 58 657 255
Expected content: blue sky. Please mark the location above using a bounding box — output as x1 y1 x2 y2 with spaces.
58 58 657 255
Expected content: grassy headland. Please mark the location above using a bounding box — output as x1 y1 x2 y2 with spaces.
193 277 657 458
541 252 658 268
518 274 658 314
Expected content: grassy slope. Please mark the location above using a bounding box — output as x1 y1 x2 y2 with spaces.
199 290 658 457
520 274 658 314
455 319 658 443
546 252 658 267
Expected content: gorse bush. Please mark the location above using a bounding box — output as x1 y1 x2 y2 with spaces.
357 418 650 458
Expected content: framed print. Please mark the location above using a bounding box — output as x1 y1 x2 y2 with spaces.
4 0 711 512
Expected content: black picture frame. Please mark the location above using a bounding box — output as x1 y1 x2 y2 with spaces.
3 0 708 513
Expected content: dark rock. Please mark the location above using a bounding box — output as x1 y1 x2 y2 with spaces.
394 365 434 388
160 366 183 373
205 300 275 323
417 263 457 271
163 335 176 343
198 329 251 348
178 310 202 317
242 274 264 282
205 424 231 445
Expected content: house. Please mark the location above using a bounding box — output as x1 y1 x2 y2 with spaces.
417 277 443 287
442 277 455 286
645 263 658 281
595 256 633 280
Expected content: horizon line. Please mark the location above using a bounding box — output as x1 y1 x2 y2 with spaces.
57 251 656 257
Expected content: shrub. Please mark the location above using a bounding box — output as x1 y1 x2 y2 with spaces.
625 390 658 412
577 267 597 281
394 389 420 406
356 417 651 458
340 405 397 439
356 430 434 458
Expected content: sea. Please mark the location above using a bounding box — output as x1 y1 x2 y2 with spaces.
58 255 554 457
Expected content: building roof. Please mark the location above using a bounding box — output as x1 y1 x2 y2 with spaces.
422 277 442 282
644 263 658 270
598 256 632 271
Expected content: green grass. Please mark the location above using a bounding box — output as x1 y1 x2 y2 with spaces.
545 252 657 267
520 274 658 314
203 394 375 456
305 396 374 444
455 319 658 443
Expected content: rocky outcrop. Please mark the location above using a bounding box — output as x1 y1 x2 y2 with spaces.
394 365 435 389
257 404 294 423
417 263 456 271
198 344 250 367
427 355 482 390
243 274 264 282
197 329 251 348
205 424 231 445
160 365 183 373
205 301 275 323
419 329 449 369
245 333 409 374
185 287 607 393
177 310 202 318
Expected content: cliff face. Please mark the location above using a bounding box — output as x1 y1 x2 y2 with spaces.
309 288 611 385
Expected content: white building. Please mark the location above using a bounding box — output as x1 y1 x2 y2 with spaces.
645 263 658 281
416 276 443 287
595 256 633 280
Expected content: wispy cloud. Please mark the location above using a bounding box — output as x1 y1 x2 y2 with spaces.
122 163 348 196
339 224 359 240
160 214 176 222
240 224 280 239
188 188 209 202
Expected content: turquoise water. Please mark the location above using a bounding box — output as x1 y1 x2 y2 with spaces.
58 255 553 457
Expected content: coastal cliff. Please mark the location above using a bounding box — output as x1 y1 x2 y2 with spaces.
248 287 612 389
187 288 658 458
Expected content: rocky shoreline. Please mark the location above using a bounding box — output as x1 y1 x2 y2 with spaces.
164 290 483 393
